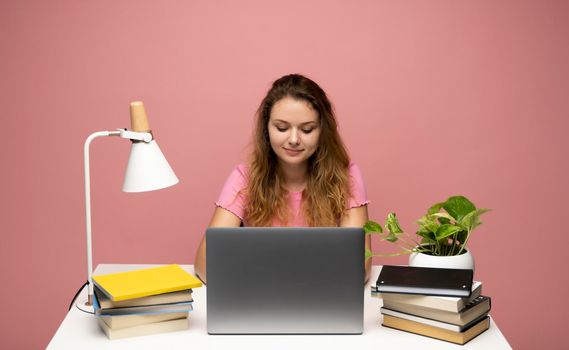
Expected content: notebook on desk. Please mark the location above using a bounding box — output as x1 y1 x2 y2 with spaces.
206 227 365 334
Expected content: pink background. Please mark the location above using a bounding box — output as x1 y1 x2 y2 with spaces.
1 1 567 348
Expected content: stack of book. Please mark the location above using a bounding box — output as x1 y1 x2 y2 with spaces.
92 264 203 340
372 265 491 345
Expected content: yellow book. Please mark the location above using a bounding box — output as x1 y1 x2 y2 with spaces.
93 265 202 301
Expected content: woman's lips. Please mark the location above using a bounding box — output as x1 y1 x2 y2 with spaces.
284 148 303 156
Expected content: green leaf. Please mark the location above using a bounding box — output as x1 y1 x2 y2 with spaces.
443 196 476 221
434 224 463 240
385 213 403 234
431 213 455 220
438 217 451 225
385 232 399 243
459 208 491 232
427 202 444 215
365 249 373 259
364 220 383 234
416 229 436 241
430 212 455 224
417 215 439 234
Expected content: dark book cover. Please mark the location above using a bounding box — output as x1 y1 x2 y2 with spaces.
376 265 473 297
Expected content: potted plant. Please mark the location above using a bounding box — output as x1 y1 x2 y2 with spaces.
364 195 490 270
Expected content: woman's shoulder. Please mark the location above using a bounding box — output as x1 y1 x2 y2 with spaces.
346 161 369 207
234 163 249 175
225 163 249 186
347 161 365 183
216 164 249 221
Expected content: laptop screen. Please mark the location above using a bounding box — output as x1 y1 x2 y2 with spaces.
206 227 365 334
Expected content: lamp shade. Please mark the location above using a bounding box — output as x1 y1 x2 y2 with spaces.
122 140 179 192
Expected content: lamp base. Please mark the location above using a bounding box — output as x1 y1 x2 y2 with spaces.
73 286 95 314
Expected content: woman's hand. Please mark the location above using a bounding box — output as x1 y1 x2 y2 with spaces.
194 207 242 284
340 205 371 283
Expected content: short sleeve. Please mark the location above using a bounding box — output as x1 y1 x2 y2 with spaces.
347 162 370 209
215 164 248 220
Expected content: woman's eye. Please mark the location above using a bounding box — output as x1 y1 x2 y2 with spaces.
276 126 288 132
302 128 314 134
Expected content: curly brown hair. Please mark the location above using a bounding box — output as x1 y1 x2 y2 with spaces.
244 74 351 227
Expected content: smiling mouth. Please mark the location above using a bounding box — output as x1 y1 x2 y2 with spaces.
283 148 304 155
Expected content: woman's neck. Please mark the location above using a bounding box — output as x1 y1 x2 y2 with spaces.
279 161 308 192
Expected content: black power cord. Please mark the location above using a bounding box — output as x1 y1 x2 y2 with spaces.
69 281 89 311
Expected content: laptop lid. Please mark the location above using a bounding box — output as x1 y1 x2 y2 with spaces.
206 227 365 334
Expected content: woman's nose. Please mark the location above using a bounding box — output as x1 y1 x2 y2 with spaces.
288 129 300 146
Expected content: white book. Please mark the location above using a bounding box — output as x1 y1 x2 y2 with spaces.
95 301 193 316
100 312 189 330
372 281 482 312
95 287 193 309
97 317 189 340
383 296 491 326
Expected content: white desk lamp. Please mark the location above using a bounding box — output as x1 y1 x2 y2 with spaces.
83 101 179 305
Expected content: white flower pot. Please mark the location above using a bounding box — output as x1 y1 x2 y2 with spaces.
408 249 475 271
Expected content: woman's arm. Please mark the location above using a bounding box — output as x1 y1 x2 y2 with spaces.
340 205 372 283
194 207 242 284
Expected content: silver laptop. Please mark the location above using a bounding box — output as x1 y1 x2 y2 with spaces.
206 227 365 334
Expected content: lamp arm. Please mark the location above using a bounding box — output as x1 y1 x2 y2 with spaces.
118 129 153 143
83 130 120 305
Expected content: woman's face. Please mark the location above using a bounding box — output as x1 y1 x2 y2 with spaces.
268 96 321 168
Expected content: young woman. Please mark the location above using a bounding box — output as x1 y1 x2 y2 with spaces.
194 74 371 282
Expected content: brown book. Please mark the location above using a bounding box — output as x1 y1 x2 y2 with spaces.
382 314 490 345
383 296 491 326
100 312 189 330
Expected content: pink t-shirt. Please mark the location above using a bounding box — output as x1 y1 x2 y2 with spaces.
215 162 370 226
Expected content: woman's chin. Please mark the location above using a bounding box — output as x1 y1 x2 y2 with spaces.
278 155 308 167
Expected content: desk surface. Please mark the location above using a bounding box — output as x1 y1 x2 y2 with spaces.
48 264 511 350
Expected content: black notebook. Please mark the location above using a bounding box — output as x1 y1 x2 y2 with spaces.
376 265 473 297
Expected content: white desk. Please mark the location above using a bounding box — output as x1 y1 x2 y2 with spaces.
48 264 511 349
